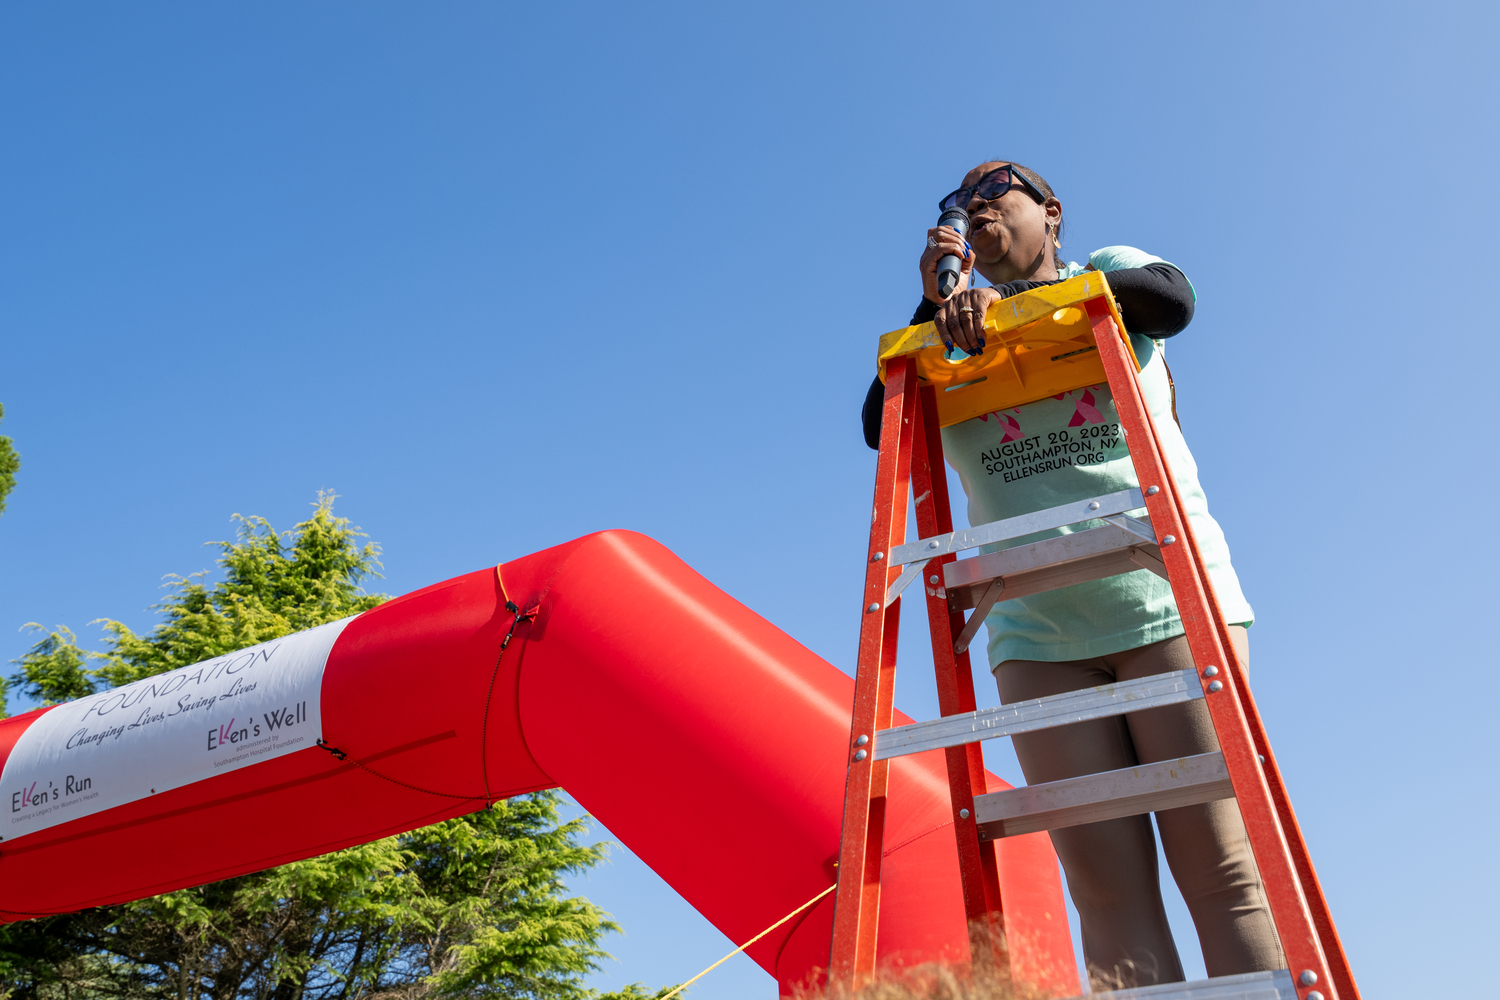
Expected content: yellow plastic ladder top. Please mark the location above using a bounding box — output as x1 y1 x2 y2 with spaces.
876 270 1142 429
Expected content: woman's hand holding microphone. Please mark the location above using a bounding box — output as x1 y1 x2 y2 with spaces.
920 226 999 357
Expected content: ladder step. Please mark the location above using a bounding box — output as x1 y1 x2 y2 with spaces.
974 751 1232 841
1075 969 1298 1000
943 523 1166 612
872 669 1201 761
887 487 1144 567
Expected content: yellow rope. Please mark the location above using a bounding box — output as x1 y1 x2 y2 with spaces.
659 884 836 1000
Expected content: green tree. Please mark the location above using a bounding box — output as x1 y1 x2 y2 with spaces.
0 402 18 517
0 495 671 1000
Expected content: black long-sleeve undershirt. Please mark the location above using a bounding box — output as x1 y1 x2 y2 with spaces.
860 263 1193 449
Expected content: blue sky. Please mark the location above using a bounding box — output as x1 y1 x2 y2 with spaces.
2 3 1496 996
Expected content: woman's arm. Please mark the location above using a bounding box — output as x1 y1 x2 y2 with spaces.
861 265 1194 449
1102 262 1194 338
986 265 1193 336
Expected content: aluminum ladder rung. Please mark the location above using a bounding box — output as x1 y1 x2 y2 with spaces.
942 522 1165 612
887 486 1145 567
974 751 1233 841
872 668 1201 761
1076 970 1298 1000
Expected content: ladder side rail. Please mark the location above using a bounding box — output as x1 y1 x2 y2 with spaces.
829 356 919 988
1084 298 1342 1000
1124 374 1357 1000
911 383 1009 969
1181 504 1360 1000
1092 304 1358 1000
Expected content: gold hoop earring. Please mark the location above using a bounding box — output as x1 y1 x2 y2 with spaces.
1048 224 1061 249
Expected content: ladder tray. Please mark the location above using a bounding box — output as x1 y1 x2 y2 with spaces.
876 270 1141 429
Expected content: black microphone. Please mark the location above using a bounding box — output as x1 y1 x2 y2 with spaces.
935 207 970 299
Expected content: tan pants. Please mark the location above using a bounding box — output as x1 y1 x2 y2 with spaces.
994 627 1285 989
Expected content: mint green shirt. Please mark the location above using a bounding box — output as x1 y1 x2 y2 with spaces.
941 246 1254 666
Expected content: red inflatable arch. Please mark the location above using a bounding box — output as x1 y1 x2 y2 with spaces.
0 531 1078 996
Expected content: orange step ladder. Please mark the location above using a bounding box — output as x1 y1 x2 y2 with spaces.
829 273 1358 1000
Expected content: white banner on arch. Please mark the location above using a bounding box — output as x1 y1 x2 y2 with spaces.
0 616 356 840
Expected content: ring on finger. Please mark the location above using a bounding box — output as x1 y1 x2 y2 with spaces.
927 236 939 249
959 307 974 314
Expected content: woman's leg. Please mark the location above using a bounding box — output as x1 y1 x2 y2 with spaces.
996 657 1186 988
1109 626 1286 976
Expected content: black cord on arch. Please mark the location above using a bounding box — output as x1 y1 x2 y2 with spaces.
481 600 538 807
312 599 538 804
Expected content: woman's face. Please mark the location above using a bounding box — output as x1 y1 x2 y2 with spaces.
960 161 1062 282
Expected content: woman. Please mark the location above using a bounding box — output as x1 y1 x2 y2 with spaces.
861 161 1283 988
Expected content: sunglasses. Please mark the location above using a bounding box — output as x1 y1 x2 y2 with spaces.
938 165 1047 212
